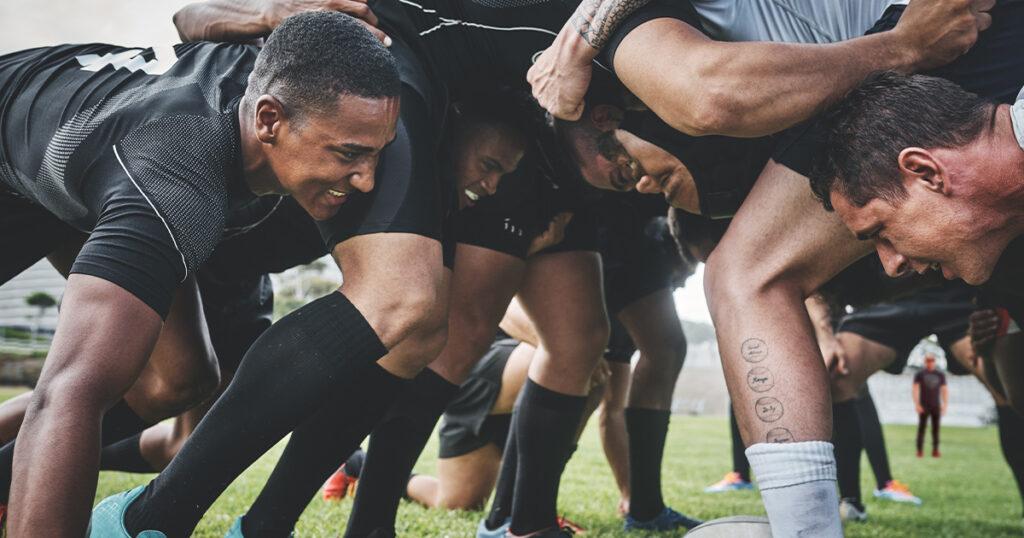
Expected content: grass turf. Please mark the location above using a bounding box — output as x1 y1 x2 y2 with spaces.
82 413 1022 537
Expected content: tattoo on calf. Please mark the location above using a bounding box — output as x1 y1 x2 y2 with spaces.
755 397 784 423
766 427 795 443
740 338 768 363
746 367 774 393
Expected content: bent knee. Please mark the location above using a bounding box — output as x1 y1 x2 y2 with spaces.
544 316 610 360
147 365 220 417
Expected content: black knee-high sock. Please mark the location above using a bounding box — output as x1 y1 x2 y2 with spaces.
997 406 1024 516
242 364 407 538
344 368 459 538
854 390 892 489
729 405 750 482
0 398 152 503
125 293 388 538
833 400 862 502
100 433 155 473
508 379 587 536
625 408 671 522
485 419 518 530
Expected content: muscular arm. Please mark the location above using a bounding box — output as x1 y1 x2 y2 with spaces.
612 9 984 137
530 0 992 132
173 0 385 44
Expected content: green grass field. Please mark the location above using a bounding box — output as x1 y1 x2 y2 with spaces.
83 413 1022 537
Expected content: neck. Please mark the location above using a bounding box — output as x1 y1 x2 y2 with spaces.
238 99 281 195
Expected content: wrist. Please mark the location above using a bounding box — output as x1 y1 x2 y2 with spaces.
557 19 601 63
878 29 923 73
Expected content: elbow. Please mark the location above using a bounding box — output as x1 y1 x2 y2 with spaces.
656 82 736 137
172 6 202 41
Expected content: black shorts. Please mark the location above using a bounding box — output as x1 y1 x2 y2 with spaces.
196 269 273 374
1 181 184 318
775 0 1024 177
837 283 974 375
605 317 636 364
457 162 600 259
438 338 516 459
601 224 673 317
0 187 84 284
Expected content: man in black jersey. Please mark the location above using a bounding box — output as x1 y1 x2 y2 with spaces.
0 12 400 536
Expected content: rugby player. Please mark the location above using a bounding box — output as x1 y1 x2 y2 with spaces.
0 13 400 536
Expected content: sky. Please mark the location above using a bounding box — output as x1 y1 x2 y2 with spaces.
674 264 712 324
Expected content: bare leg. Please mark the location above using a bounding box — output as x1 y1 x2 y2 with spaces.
705 159 871 447
598 362 631 516
704 160 872 535
507 249 609 535
831 333 899 403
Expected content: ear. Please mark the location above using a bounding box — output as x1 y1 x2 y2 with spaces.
897 147 951 196
254 95 286 144
589 104 624 132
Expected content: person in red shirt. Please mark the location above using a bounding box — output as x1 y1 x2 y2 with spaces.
913 354 949 458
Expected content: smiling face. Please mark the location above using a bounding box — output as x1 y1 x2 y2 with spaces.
608 129 698 212
565 106 698 212
260 94 400 221
455 120 526 209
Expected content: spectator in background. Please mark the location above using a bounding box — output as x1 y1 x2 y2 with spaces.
913 354 949 458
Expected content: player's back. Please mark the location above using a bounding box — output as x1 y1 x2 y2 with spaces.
0 41 257 229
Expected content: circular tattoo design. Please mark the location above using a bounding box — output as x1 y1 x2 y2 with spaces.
746 367 775 393
740 338 768 363
754 397 784 423
766 427 795 443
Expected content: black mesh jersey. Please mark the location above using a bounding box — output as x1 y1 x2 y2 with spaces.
371 0 702 101
0 41 260 316
0 42 256 268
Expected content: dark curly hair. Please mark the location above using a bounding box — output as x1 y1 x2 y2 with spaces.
246 11 400 125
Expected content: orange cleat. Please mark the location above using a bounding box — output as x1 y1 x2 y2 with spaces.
557 515 586 535
322 463 358 501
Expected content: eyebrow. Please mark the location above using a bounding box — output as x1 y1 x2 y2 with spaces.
855 226 881 241
482 156 504 173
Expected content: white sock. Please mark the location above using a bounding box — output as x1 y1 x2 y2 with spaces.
746 441 843 537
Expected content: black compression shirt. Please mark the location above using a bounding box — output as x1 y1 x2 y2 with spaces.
371 0 703 101
0 42 257 273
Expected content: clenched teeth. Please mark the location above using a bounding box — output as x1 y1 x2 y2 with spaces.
464 189 479 201
327 189 348 198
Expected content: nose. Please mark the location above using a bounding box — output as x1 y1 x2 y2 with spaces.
635 175 658 194
349 159 376 193
481 173 500 195
876 243 909 277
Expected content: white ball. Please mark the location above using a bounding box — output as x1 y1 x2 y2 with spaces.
686 515 773 538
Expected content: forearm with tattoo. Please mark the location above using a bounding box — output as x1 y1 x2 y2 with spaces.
570 0 650 50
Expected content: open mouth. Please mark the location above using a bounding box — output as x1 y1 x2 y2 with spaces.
464 189 480 202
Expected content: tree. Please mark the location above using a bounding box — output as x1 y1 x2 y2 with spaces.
25 291 56 343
